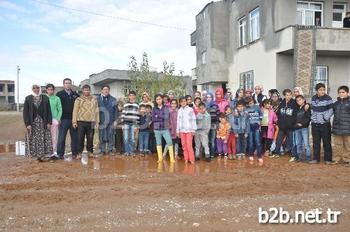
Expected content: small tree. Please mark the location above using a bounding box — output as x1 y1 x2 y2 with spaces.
127 52 186 100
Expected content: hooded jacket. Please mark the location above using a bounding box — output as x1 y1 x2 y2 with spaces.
276 98 297 130
332 97 350 135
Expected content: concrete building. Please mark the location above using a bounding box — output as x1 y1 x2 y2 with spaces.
0 80 15 108
191 0 350 98
80 69 193 98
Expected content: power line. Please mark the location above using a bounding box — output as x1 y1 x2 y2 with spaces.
29 0 192 32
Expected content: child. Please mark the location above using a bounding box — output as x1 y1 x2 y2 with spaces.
163 99 179 159
310 83 334 164
152 94 175 163
177 97 197 164
120 91 140 156
246 97 263 163
294 95 311 162
225 105 236 160
261 99 277 155
206 92 220 158
193 97 202 115
332 85 350 165
233 100 250 160
138 105 152 156
185 95 194 108
272 89 297 159
195 102 211 162
216 113 230 158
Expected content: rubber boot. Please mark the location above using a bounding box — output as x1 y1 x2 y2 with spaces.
157 145 163 163
168 145 175 163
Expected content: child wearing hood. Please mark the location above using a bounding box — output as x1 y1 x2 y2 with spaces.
206 92 220 158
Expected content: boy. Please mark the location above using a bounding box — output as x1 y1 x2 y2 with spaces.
138 105 152 156
246 97 263 163
216 113 230 158
272 89 297 159
206 92 220 158
72 85 99 165
195 102 211 162
332 85 350 165
120 91 140 156
232 100 250 160
310 83 334 164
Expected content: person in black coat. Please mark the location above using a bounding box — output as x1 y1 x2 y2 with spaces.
343 12 350 28
332 85 350 165
23 85 53 161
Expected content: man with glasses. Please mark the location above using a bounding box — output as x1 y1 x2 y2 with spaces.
56 78 80 161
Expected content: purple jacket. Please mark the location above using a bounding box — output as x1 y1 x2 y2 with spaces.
152 105 170 130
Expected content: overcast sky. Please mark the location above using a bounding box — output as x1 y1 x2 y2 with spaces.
0 0 208 102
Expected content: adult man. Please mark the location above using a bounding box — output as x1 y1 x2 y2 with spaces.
97 85 117 156
343 12 350 28
56 78 80 161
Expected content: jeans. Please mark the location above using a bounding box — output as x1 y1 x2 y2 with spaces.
123 124 135 155
208 129 217 156
312 123 332 162
57 118 79 158
274 129 293 155
77 121 95 153
138 131 150 152
154 130 173 146
294 127 311 161
236 134 247 154
248 128 263 158
99 124 115 153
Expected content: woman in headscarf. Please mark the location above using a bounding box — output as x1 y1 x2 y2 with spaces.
140 91 154 108
215 88 229 113
23 84 53 161
293 87 304 98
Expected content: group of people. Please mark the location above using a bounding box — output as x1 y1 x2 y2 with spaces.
23 78 350 167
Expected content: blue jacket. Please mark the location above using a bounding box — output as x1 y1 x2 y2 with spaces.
246 105 263 126
97 94 117 126
232 111 250 134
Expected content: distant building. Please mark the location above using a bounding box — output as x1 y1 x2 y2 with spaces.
0 80 15 109
80 69 193 98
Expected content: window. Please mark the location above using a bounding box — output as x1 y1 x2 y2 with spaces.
8 96 15 104
332 4 347 28
239 71 254 90
238 17 247 47
313 66 328 93
297 1 323 26
0 84 4 93
201 51 207 65
249 8 260 42
7 84 14 93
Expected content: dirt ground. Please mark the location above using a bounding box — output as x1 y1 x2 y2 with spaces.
0 153 349 232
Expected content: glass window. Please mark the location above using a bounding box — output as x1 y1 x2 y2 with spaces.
249 8 260 42
240 71 254 91
0 84 4 92
297 1 323 26
313 66 328 93
332 4 347 28
8 96 15 104
7 84 14 93
238 17 247 47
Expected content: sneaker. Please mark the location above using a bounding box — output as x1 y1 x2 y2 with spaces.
228 154 233 160
289 157 297 162
325 161 336 165
81 153 88 165
224 154 228 159
309 160 320 164
249 156 254 161
258 158 263 164
205 157 211 162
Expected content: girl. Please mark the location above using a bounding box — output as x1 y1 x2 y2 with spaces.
225 105 236 160
260 99 277 155
230 88 244 110
177 97 197 164
185 95 194 108
216 113 230 158
23 85 53 161
193 97 202 115
163 99 180 160
152 94 175 163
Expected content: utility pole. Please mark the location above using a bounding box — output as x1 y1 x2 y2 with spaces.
17 65 20 112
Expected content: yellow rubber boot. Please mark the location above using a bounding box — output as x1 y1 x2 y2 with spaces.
157 145 163 163
168 145 175 163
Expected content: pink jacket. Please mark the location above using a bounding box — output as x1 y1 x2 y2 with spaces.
261 107 278 139
215 88 229 113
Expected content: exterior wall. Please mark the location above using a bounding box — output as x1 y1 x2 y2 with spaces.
316 55 350 99
276 53 294 92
